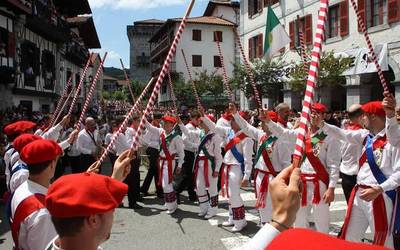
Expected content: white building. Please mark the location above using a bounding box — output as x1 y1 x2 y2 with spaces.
240 0 400 111
149 1 240 107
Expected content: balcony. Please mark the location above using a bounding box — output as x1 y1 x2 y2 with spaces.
64 41 89 66
25 1 70 43
3 0 32 14
151 62 176 77
150 36 171 61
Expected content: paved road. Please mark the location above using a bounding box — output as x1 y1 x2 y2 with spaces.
0 164 369 249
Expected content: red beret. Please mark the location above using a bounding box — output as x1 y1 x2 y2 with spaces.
362 101 385 117
206 114 216 123
162 115 177 124
46 173 128 218
265 228 388 250
3 121 36 137
222 112 233 121
13 134 42 152
311 103 327 113
20 139 62 165
268 111 278 122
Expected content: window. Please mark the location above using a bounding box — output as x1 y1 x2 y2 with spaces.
192 29 202 41
21 40 40 87
214 31 223 42
327 5 340 38
289 15 312 49
192 55 202 67
366 0 387 27
214 56 222 67
264 0 280 6
248 34 263 60
248 0 263 17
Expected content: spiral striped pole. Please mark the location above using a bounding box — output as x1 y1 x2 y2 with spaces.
292 0 329 168
120 58 136 102
349 0 389 92
52 87 76 127
233 29 262 108
67 53 94 116
181 49 203 109
75 52 108 130
216 39 234 102
49 75 73 127
97 77 155 165
167 70 177 112
129 0 196 152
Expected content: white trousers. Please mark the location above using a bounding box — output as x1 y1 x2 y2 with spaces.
294 180 330 233
161 160 177 211
255 172 273 224
344 189 394 248
196 159 218 212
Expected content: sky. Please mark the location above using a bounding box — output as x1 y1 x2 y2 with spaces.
88 0 210 68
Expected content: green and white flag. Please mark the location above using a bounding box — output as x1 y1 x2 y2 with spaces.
264 6 290 59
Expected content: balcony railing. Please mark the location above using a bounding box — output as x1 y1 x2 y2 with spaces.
150 36 171 60
65 41 89 66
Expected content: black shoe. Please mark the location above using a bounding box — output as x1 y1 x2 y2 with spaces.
137 196 144 202
157 193 164 199
176 194 181 205
188 193 197 202
129 203 143 210
141 191 151 197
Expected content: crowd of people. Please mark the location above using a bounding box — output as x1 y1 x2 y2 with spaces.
0 93 400 250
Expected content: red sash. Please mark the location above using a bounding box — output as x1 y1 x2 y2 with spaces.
158 133 176 186
304 136 329 188
220 164 232 198
194 156 210 189
11 194 46 250
259 135 277 177
224 132 247 152
358 135 387 168
300 173 321 206
340 185 389 246
254 169 273 209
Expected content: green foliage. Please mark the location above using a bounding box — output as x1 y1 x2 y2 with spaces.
112 90 126 101
102 90 111 100
288 50 353 91
103 67 126 80
232 58 289 99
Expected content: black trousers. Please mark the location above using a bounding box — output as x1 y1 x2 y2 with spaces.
124 157 141 206
340 172 357 204
394 233 400 250
79 154 96 173
67 155 82 174
141 147 162 195
175 150 196 197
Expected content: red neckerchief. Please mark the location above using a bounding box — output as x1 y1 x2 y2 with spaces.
347 122 363 130
277 116 287 128
189 121 197 128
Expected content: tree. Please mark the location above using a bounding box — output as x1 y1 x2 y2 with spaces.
112 90 126 101
102 91 111 100
288 50 353 92
232 58 289 103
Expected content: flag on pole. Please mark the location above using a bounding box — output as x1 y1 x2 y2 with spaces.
264 6 291 59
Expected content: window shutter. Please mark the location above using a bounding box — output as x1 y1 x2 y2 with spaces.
257 34 264 58
357 0 366 32
305 15 312 45
289 21 295 49
8 32 15 58
249 0 254 17
248 38 252 60
340 0 349 36
388 0 400 24
258 0 263 12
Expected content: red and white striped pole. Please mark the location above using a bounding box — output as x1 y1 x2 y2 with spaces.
129 0 196 152
49 75 73 127
233 29 262 108
167 70 177 112
292 0 329 168
67 53 94 116
181 49 203 109
52 87 76 127
216 39 234 102
349 0 389 92
75 52 108 130
97 77 154 165
120 58 136 102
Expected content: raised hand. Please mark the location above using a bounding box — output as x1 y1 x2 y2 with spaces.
383 91 396 118
111 149 134 181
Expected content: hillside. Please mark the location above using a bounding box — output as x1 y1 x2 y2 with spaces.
103 67 127 80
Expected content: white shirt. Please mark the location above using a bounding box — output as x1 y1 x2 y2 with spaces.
4 143 18 189
9 159 29 193
179 124 223 172
145 120 185 169
76 129 99 155
323 121 400 192
234 113 292 172
268 121 341 188
46 236 103 250
41 124 63 141
240 223 280 250
203 116 254 180
11 180 56 250
141 124 161 150
339 126 369 176
182 123 201 152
